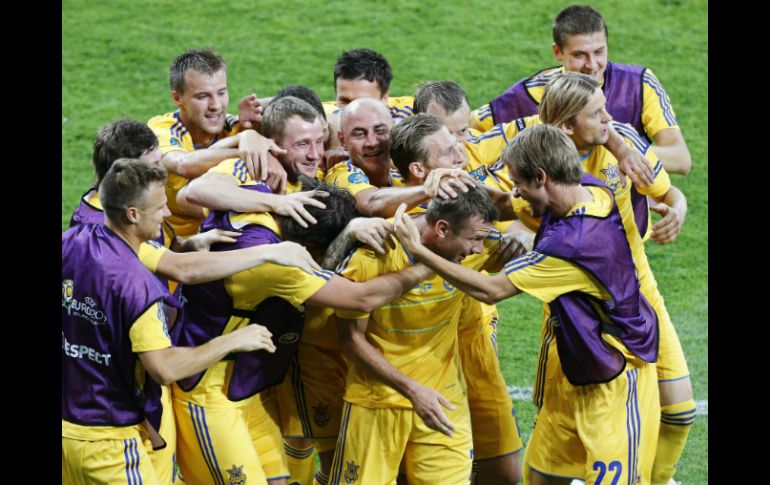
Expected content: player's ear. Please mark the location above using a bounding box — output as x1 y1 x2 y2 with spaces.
171 90 183 108
409 162 426 181
435 219 450 238
535 168 547 187
337 129 346 149
381 90 389 104
560 122 575 137
552 43 563 62
125 207 140 224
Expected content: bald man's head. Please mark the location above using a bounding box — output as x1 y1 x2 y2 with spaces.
338 97 393 174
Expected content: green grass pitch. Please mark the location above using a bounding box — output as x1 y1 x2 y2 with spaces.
63 0 708 482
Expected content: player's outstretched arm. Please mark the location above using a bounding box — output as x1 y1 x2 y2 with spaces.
651 128 692 175
337 316 456 437
393 204 519 304
155 240 322 284
140 323 276 385
184 171 326 227
307 265 433 314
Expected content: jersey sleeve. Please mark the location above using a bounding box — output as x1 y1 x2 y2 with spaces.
641 69 680 138
209 157 254 185
148 115 187 155
334 246 380 320
324 161 378 196
138 240 169 273
504 251 609 303
130 302 172 352
227 262 333 310
471 104 496 133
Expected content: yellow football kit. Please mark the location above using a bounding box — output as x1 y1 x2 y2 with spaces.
506 187 660 484
148 111 241 236
172 212 333 484
328 226 500 485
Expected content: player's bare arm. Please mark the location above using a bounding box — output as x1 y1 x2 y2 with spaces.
183 171 327 227
321 217 396 269
139 323 276 385
393 204 519 304
306 265 433 314
337 316 457 437
651 127 692 175
155 240 322 284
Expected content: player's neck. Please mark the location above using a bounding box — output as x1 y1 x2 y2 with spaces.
104 219 142 255
413 216 439 253
550 184 593 218
179 113 216 148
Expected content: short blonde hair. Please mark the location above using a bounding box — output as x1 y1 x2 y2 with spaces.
539 72 599 128
502 124 582 185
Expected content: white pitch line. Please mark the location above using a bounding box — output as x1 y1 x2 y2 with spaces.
507 386 708 416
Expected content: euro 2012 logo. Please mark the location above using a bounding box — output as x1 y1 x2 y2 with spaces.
62 280 74 315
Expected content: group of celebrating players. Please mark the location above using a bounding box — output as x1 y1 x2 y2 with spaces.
62 4 696 485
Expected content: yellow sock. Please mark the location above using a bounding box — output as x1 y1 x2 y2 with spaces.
313 470 329 485
285 441 316 485
652 399 696 484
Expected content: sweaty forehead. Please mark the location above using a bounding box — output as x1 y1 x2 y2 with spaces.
182 68 227 91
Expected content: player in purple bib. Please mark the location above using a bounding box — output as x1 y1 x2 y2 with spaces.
62 159 284 485
394 125 662 485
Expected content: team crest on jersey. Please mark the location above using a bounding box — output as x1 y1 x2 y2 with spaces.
411 282 432 295
348 171 369 184
344 461 360 484
443 280 455 291
467 166 488 182
226 464 246 485
313 403 331 427
62 280 74 314
170 137 181 147
600 163 622 192
278 332 300 344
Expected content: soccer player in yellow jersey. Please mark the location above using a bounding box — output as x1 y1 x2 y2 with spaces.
69 119 328 485
326 97 473 218
322 48 415 165
535 73 691 485
393 125 662 485
389 113 526 485
182 96 333 230
470 5 691 176
331 187 502 485
62 160 280 485
148 48 291 236
170 181 433 485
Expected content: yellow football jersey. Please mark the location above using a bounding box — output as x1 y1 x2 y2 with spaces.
148 111 241 236
324 160 406 195
322 95 414 122
171 211 333 407
335 220 500 409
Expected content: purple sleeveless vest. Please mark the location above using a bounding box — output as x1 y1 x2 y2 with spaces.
62 224 179 430
533 173 658 385
173 183 306 401
489 62 647 138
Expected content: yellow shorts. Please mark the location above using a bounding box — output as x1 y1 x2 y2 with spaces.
652 297 690 382
173 389 288 484
277 343 348 453
460 304 523 460
145 384 178 485
63 435 160 485
525 338 660 484
330 401 473 485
